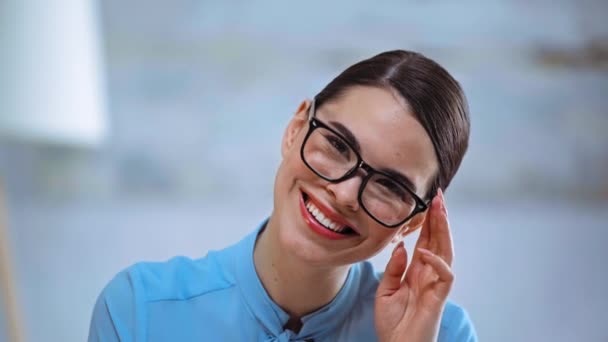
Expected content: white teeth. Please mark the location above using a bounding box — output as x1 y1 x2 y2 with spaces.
305 199 347 233
318 212 326 222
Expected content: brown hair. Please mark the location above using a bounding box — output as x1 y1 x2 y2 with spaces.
314 50 470 199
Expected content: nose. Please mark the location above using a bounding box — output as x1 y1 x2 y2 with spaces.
325 175 362 212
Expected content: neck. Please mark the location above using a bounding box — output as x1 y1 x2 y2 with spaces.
253 215 350 319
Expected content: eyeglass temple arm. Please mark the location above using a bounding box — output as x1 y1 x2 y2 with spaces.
422 188 439 209
308 98 316 120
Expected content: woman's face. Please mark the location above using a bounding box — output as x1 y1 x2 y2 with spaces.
271 85 439 267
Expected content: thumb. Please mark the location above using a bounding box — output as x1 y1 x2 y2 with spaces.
377 241 408 298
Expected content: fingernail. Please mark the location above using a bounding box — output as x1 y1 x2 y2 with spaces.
433 189 442 209
433 189 441 202
438 188 447 213
392 241 404 256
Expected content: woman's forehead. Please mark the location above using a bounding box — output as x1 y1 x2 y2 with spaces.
319 87 410 134
317 86 438 194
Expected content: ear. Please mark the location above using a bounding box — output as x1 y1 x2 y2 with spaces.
281 100 311 158
390 210 428 243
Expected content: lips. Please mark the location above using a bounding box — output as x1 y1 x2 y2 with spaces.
299 190 359 240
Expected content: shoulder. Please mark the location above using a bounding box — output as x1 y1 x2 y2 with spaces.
438 300 478 342
132 252 235 301
88 250 236 341
111 251 235 303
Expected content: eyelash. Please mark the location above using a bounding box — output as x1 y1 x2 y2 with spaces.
376 178 407 199
326 135 350 156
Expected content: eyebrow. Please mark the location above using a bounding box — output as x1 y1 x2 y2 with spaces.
328 120 417 193
328 121 361 154
379 168 417 194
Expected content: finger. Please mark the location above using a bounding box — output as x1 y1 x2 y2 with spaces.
433 189 454 266
417 248 454 297
412 198 436 259
417 194 438 246
406 193 439 286
417 263 439 290
407 191 445 286
376 241 408 298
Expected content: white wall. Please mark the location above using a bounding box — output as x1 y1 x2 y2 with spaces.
0 0 107 146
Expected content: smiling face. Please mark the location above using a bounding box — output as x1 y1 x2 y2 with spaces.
269 85 439 267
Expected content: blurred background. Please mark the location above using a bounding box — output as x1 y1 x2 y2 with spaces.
1 0 607 341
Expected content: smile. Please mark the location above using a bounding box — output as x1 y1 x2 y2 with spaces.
300 191 358 237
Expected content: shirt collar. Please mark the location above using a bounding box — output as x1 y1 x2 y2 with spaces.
235 219 362 341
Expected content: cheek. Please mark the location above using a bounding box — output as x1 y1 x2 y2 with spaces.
360 224 398 252
280 149 317 186
273 152 311 203
370 228 396 246
350 229 397 262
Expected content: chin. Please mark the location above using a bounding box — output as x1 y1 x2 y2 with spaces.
277 219 369 268
275 211 328 263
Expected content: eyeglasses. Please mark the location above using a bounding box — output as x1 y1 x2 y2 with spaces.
300 99 430 228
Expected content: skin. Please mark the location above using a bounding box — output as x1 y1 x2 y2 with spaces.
253 85 455 340
375 189 454 342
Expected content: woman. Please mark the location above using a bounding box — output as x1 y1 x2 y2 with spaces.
88 50 476 341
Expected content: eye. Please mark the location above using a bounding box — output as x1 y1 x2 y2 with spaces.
325 134 351 157
376 178 408 200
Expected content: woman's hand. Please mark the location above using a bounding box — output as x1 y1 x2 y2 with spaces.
374 189 454 342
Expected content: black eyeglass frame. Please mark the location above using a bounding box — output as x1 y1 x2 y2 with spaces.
300 99 431 228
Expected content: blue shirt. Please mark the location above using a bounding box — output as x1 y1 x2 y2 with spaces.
88 221 477 341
